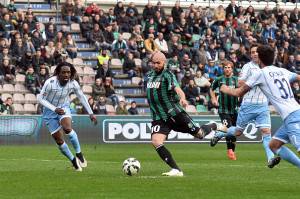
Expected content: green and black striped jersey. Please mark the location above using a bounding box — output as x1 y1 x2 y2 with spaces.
146 69 185 121
211 75 239 114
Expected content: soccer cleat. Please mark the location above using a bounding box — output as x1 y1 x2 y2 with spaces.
71 157 82 171
76 152 87 168
267 156 281 168
227 149 237 160
162 169 184 177
210 135 221 147
199 122 218 138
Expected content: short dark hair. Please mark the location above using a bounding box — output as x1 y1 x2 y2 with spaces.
54 62 77 80
257 45 274 66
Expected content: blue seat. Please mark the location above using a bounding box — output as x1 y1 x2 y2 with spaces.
15 3 51 10
126 98 148 104
112 79 132 86
83 60 98 66
115 88 143 95
137 108 150 114
77 43 92 49
77 51 98 58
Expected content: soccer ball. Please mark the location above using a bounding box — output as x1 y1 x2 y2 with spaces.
122 157 141 176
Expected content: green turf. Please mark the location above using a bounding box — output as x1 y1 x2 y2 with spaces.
0 144 299 199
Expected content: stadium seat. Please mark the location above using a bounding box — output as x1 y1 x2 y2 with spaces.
134 58 142 67
111 58 123 67
82 85 92 94
196 105 208 113
24 93 37 104
106 104 116 115
83 67 95 76
1 93 12 101
82 76 95 85
13 104 24 114
71 23 80 32
73 58 84 65
185 105 197 113
13 93 25 104
24 103 37 114
16 74 25 84
2 84 15 93
75 66 84 76
132 77 142 85
15 84 29 94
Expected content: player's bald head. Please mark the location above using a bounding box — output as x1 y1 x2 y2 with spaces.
151 51 166 63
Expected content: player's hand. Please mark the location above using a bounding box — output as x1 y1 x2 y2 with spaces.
180 99 189 107
89 114 98 125
55 108 65 115
220 85 229 94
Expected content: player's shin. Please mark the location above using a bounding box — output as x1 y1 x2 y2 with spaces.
262 134 275 161
67 130 81 153
58 142 74 161
275 146 300 168
156 144 181 171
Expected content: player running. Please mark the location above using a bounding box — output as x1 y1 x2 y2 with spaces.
210 44 277 167
146 51 218 177
37 62 97 171
220 45 300 169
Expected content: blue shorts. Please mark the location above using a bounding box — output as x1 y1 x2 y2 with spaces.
273 109 300 152
236 103 271 130
42 106 72 134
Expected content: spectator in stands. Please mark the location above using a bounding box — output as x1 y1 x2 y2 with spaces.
114 1 125 18
61 0 75 25
117 11 130 33
171 1 183 24
204 59 222 82
70 97 83 114
184 79 202 106
123 52 137 78
32 48 45 72
116 100 128 115
95 60 113 81
144 33 158 55
104 77 118 106
180 53 193 73
64 33 77 60
225 0 239 18
167 55 180 79
127 37 140 58
89 23 105 51
54 31 64 44
94 96 108 115
37 67 49 87
31 30 45 50
96 49 111 69
154 32 168 55
292 82 300 103
142 2 155 21
135 34 145 58
7 0 17 13
0 47 12 64
154 1 166 20
45 24 56 42
128 101 138 115
10 39 25 66
194 70 211 95
80 16 92 39
25 66 41 94
0 97 14 115
19 50 33 73
214 5 226 26
73 0 85 23
92 78 106 101
54 42 67 64
111 34 127 59
103 24 115 46
85 2 100 17
181 70 194 88
127 9 138 31
44 40 55 65
0 13 15 39
126 2 139 17
82 97 98 114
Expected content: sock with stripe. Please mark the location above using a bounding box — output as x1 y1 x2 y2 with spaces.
68 130 81 153
58 142 74 161
262 134 274 161
275 146 300 168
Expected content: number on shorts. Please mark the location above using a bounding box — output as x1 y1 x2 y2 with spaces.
151 125 161 133
222 119 228 127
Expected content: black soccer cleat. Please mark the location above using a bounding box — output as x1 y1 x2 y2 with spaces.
71 157 82 171
200 122 217 137
267 156 281 168
76 152 87 168
210 136 221 147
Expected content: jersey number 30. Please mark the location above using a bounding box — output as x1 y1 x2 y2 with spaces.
274 78 293 99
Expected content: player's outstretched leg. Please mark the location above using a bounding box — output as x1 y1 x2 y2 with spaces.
210 126 235 147
195 122 226 139
67 129 87 168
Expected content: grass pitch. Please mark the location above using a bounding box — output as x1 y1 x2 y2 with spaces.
0 144 299 199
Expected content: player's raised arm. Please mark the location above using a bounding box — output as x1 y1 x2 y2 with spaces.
73 81 98 124
37 79 57 112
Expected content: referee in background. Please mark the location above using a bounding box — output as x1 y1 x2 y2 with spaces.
210 61 239 160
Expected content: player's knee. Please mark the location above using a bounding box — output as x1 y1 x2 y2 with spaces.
269 140 281 152
63 128 72 134
53 137 64 145
151 137 164 148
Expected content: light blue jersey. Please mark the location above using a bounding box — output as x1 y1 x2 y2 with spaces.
246 66 300 150
237 61 270 130
37 76 93 134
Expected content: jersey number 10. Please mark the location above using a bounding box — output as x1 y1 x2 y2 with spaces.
274 78 293 99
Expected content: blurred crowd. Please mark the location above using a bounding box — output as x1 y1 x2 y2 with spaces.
0 0 299 115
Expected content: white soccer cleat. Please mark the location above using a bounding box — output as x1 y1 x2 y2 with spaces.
72 157 83 172
76 152 88 168
162 169 184 177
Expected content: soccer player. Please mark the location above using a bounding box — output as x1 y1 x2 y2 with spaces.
210 44 277 167
146 51 217 177
210 61 239 160
37 62 97 171
220 45 300 169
